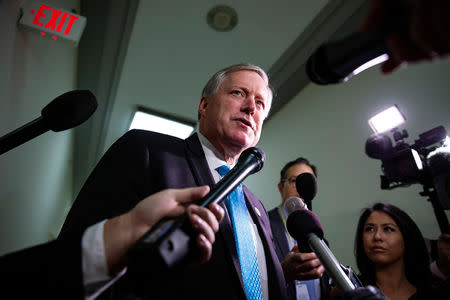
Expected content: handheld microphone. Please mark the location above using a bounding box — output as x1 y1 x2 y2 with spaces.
0 90 97 155
283 172 318 214
306 32 389 85
287 209 355 292
128 147 266 275
296 172 318 209
306 1 410 84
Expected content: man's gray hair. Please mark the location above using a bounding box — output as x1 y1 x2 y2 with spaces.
199 63 274 119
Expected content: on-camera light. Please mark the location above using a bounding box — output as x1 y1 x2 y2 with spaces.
368 105 406 134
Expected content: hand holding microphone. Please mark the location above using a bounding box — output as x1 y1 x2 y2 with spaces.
361 0 450 74
127 147 265 275
306 0 450 84
280 172 325 282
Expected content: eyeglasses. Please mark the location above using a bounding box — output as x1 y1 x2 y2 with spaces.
281 177 297 187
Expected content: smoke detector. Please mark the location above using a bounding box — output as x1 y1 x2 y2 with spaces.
207 5 238 32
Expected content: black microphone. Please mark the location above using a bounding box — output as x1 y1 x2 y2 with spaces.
287 209 356 292
283 172 318 214
306 2 410 84
0 90 97 155
306 32 389 85
296 172 318 209
127 147 266 275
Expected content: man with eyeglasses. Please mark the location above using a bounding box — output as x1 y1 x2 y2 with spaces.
269 157 330 300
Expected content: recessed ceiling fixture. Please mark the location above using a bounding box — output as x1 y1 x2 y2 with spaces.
207 5 238 32
129 108 195 139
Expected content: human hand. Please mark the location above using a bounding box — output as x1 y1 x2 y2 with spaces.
186 202 224 264
103 186 224 274
360 0 450 74
337 286 387 300
437 233 450 276
281 245 325 282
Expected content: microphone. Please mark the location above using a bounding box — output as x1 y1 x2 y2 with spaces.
197 146 265 207
306 32 389 85
283 172 318 213
306 2 410 84
296 172 318 209
287 209 356 292
0 90 97 155
128 147 266 275
283 196 307 214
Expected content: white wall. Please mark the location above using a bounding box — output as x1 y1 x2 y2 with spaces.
246 58 450 269
0 0 78 255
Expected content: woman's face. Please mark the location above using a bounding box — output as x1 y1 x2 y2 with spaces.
363 211 405 266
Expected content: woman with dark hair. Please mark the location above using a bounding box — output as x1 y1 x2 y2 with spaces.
354 202 434 299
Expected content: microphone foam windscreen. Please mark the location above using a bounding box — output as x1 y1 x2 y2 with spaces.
295 172 317 202
287 209 324 242
41 90 98 131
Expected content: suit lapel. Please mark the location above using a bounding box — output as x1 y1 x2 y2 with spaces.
272 210 291 257
184 133 215 187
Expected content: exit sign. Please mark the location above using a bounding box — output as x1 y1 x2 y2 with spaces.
18 1 86 46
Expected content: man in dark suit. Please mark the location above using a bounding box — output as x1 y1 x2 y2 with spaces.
59 63 287 300
269 157 330 300
1 186 223 300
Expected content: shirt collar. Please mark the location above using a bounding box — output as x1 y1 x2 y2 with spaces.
197 131 236 182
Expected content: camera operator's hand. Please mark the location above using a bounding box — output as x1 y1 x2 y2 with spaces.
338 286 387 300
360 0 450 74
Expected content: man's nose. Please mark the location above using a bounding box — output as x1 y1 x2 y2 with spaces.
242 96 256 115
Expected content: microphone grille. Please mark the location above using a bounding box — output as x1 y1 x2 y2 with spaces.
283 197 307 216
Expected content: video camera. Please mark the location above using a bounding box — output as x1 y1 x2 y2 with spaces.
364 105 450 232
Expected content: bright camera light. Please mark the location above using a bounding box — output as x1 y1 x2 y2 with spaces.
129 111 194 139
368 105 406 134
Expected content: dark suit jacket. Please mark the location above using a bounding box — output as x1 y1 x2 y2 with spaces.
59 130 287 300
0 234 84 299
268 207 330 300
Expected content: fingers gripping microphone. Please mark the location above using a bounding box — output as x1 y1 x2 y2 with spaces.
128 147 266 275
287 209 355 292
0 90 97 155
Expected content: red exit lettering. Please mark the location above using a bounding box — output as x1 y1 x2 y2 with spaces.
32 4 79 35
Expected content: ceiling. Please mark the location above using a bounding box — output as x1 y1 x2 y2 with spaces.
73 0 371 195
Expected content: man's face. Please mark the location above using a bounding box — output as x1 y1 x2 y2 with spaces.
198 70 269 156
278 163 315 205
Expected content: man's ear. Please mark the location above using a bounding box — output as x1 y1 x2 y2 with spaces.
277 182 283 194
198 96 208 118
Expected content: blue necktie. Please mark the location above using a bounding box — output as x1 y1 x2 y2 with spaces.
217 165 262 300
